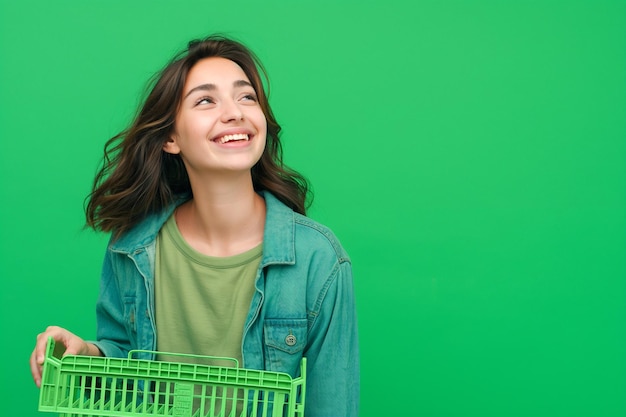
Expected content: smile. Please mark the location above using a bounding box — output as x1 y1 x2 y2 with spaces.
214 133 250 144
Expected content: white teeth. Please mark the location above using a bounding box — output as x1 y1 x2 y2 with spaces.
216 133 249 144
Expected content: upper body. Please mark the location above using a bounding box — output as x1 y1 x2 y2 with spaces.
30 35 360 417
93 191 359 416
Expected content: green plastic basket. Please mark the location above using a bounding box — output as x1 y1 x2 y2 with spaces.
38 338 306 417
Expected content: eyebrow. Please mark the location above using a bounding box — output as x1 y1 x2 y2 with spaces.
183 80 253 99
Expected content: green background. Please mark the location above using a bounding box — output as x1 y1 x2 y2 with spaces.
1 1 625 416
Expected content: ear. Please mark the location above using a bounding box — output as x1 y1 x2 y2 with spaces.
163 135 181 155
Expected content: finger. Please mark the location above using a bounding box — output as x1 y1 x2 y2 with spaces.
63 340 83 357
35 331 54 365
59 332 85 357
30 347 43 387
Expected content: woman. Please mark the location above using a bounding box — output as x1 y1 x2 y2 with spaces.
30 35 359 416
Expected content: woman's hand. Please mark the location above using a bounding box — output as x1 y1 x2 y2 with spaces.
30 326 101 387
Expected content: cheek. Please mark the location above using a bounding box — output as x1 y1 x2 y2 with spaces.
257 123 268 149
252 107 268 131
176 118 208 141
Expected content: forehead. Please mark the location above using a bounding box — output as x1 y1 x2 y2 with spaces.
185 57 250 87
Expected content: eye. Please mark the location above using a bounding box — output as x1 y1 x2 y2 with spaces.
195 96 215 106
240 93 258 103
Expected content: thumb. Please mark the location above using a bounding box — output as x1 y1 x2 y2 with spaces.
62 338 86 357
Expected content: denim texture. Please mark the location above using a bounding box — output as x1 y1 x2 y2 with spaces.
92 191 359 416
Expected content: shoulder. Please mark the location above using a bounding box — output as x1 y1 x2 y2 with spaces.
293 212 351 264
262 190 350 266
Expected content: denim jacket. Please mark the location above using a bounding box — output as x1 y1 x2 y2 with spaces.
92 191 359 416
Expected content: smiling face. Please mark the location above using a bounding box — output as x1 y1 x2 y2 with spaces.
164 57 267 181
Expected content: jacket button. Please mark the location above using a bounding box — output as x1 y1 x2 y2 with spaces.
285 334 297 346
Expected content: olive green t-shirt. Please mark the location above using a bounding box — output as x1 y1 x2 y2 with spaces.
154 213 262 367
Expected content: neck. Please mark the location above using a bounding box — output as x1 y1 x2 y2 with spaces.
177 172 266 257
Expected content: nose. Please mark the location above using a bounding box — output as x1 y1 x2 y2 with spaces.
220 99 244 123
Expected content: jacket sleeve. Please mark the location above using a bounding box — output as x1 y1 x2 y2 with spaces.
90 248 134 358
304 259 360 417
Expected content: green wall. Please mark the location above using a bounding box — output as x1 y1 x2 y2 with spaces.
1 1 624 416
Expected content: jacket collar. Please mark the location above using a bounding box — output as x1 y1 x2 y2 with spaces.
109 191 295 266
259 191 296 266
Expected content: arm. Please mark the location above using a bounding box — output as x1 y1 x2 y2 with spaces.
304 260 360 417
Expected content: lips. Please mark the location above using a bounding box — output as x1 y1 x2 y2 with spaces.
212 133 251 144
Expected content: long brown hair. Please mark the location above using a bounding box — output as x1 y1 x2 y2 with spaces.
86 35 310 239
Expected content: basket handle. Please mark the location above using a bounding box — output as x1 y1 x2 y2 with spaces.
45 337 62 366
127 349 240 368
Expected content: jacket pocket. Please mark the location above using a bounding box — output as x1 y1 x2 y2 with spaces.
263 318 307 374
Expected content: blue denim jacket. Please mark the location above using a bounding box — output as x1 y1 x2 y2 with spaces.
91 191 359 416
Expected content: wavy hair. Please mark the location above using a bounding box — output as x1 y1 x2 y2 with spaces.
86 35 310 239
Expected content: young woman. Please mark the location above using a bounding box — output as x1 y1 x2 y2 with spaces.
30 35 359 416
